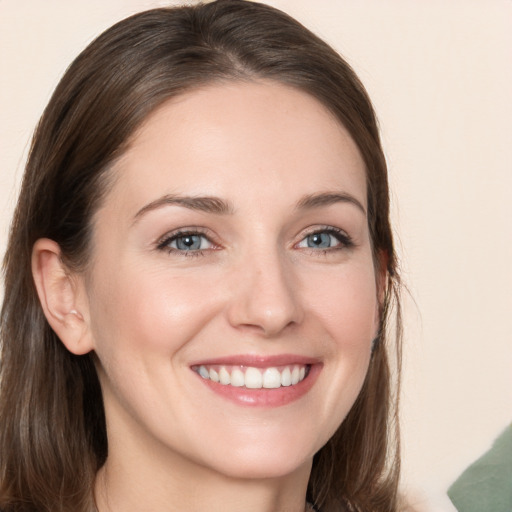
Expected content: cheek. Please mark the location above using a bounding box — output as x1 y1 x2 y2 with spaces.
86 265 224 427
87 262 222 360
287 261 378 445
302 261 379 347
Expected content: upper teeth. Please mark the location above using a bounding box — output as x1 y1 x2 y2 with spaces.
195 365 307 389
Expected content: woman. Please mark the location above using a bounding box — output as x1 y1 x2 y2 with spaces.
0 1 402 511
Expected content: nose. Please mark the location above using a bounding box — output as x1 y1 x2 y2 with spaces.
226 249 303 337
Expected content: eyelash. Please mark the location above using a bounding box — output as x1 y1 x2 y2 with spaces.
156 229 217 258
156 226 354 257
295 226 354 255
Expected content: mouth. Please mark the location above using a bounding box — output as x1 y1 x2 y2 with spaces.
192 364 311 389
190 355 321 407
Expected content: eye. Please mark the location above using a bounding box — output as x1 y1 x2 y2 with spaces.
296 228 353 251
157 230 215 254
171 234 211 251
300 232 337 249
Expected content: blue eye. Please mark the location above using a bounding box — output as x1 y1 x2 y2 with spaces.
305 232 335 248
172 234 206 251
297 229 352 251
159 232 214 253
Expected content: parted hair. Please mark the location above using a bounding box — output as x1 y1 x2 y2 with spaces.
0 1 402 511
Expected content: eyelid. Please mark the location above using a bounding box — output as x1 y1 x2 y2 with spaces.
294 225 354 250
154 224 353 256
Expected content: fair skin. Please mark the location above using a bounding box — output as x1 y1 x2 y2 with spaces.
33 81 383 512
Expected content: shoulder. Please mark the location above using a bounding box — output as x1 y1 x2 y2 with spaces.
448 425 512 512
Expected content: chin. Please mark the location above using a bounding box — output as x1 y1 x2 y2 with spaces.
193 429 319 481
212 455 312 481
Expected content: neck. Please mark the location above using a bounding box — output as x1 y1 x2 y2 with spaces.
94 423 312 512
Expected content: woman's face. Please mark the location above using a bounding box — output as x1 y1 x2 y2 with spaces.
84 81 381 480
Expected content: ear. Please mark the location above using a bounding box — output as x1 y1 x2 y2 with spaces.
32 238 94 355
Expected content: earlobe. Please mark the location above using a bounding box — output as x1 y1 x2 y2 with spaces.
31 238 94 355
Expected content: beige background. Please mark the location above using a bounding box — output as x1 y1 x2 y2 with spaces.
1 1 511 510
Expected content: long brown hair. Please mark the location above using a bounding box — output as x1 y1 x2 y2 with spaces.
0 1 402 511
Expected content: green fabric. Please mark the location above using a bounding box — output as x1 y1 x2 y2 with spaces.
448 424 512 512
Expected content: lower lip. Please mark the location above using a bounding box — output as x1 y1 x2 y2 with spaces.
195 364 322 407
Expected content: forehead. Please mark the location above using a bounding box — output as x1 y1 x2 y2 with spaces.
108 80 367 211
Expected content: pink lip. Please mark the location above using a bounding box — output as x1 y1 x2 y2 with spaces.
190 354 322 408
190 353 320 368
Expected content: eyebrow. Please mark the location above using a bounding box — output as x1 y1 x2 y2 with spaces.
296 192 366 215
133 190 366 223
133 194 234 222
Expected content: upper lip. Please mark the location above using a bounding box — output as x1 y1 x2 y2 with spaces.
190 353 320 368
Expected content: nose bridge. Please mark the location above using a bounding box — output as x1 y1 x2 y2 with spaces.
227 242 302 336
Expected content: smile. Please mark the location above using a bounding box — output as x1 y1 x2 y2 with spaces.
193 364 310 389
